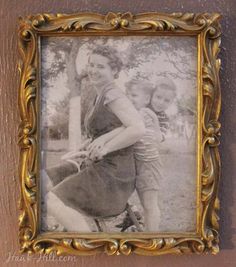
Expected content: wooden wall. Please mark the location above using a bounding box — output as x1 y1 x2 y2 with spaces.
1 0 236 266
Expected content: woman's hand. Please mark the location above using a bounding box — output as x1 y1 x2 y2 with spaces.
61 150 89 161
61 138 91 161
88 147 108 161
87 136 106 154
78 138 92 151
87 136 108 161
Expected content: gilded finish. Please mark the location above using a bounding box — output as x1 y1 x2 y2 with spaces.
18 12 221 256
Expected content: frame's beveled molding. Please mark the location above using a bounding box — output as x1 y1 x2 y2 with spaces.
18 12 221 256
19 12 219 34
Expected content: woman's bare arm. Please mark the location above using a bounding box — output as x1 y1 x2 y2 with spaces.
88 126 125 148
101 126 125 142
103 97 145 155
144 109 163 143
87 126 125 157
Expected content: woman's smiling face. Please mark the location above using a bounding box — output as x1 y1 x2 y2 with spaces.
88 54 115 86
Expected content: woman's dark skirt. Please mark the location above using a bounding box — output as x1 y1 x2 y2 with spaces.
47 147 136 218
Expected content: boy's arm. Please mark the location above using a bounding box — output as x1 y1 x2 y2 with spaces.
145 109 163 143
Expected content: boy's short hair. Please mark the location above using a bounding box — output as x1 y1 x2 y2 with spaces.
125 79 154 95
155 78 177 95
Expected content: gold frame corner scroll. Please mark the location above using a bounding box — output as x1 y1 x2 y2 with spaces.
18 12 221 256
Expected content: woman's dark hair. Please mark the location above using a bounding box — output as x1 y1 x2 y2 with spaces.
90 46 123 79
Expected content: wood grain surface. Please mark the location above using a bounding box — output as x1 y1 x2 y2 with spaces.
1 0 236 266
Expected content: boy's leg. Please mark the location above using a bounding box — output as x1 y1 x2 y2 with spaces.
138 190 160 232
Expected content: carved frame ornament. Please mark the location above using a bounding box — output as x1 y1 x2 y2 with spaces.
18 12 221 256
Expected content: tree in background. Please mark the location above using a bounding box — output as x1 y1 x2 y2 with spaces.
126 37 196 81
42 37 197 141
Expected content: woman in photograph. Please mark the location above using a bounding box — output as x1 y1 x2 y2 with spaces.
45 46 145 231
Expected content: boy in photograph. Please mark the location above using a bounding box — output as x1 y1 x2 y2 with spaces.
125 79 163 231
150 78 177 142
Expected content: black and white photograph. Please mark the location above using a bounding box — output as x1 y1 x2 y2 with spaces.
40 36 198 233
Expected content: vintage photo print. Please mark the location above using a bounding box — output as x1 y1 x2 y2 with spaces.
40 36 197 233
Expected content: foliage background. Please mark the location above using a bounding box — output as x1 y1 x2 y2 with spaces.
41 36 197 140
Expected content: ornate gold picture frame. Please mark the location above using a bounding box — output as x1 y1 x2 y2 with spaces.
18 12 221 256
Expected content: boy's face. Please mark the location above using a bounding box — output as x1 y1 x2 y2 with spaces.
126 86 150 110
151 86 175 112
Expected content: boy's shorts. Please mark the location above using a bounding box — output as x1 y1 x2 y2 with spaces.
135 158 163 193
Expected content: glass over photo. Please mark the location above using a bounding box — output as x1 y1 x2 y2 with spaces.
40 36 198 233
